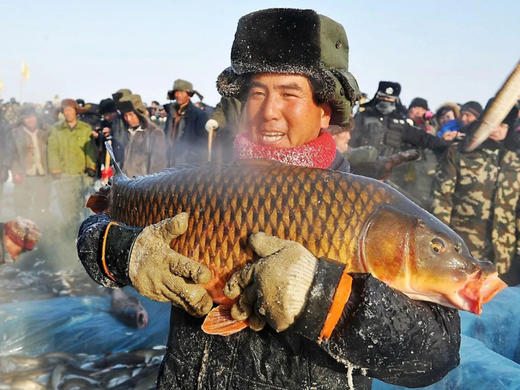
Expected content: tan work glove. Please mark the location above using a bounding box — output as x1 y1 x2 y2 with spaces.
128 213 213 317
224 232 318 332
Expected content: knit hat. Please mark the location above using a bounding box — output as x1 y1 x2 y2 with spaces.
409 97 429 110
375 81 401 99
99 98 117 115
460 101 483 118
216 8 360 127
4 217 41 251
112 89 132 103
118 94 148 126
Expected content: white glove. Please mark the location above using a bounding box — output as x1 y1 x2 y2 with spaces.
205 119 219 132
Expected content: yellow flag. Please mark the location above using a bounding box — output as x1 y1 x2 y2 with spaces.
21 60 30 81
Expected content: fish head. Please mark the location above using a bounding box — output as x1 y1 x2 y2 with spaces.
360 205 507 314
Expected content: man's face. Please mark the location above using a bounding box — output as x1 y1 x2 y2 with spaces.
243 73 331 148
408 106 426 123
124 111 141 127
63 106 77 123
23 115 37 130
332 130 351 153
460 111 478 126
489 123 508 142
174 90 190 106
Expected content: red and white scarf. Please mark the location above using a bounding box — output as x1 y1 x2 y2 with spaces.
233 131 336 169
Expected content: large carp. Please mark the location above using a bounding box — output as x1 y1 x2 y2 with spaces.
88 159 506 325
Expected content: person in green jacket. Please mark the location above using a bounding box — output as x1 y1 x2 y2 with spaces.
47 99 97 262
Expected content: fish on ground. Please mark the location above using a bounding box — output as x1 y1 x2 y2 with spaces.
87 159 507 335
110 288 149 329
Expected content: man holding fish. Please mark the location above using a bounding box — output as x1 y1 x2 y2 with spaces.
76 8 506 389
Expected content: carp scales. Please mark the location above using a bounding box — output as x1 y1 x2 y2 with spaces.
87 159 506 334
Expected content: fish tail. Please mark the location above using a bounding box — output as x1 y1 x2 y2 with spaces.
201 305 249 336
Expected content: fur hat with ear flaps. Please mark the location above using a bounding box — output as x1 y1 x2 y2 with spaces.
118 94 149 127
216 8 361 127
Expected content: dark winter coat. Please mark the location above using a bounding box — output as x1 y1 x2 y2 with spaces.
165 101 209 165
118 124 167 178
77 153 460 390
351 107 448 158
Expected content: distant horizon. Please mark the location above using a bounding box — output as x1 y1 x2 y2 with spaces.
1 1 518 111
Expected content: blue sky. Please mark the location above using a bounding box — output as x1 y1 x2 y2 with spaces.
0 0 518 111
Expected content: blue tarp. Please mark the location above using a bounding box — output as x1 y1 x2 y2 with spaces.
0 288 171 356
2 286 520 389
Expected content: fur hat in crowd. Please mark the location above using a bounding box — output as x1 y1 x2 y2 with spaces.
61 99 89 115
216 8 360 126
99 98 117 115
112 89 132 103
375 81 401 99
435 102 461 120
19 104 37 118
460 101 483 118
4 217 41 251
167 79 195 100
409 97 429 110
118 94 148 126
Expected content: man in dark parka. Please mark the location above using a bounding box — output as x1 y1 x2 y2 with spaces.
117 94 167 177
77 9 460 390
165 79 209 165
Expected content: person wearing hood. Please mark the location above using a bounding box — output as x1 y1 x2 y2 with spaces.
164 79 208 165
117 94 167 178
437 101 483 141
432 101 520 285
77 9 460 390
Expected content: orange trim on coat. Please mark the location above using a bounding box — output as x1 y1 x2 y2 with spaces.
101 221 119 282
318 271 353 342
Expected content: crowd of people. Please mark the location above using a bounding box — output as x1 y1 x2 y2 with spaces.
0 7 519 389
1 74 518 281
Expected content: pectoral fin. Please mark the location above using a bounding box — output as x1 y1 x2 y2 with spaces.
201 305 248 336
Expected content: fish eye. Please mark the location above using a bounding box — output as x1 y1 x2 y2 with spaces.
430 238 446 254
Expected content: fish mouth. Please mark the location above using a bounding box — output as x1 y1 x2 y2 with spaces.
456 271 507 314
137 312 149 329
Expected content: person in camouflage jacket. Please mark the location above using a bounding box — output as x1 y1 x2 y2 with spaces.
431 103 520 282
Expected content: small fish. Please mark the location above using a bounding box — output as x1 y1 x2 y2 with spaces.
110 289 149 329
88 148 506 336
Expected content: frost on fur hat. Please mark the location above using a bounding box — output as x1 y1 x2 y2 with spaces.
4 217 41 251
216 8 360 126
